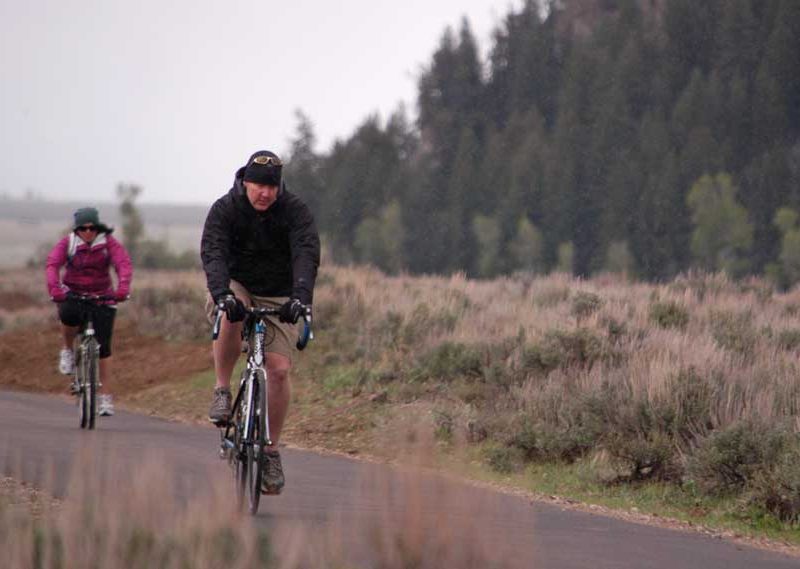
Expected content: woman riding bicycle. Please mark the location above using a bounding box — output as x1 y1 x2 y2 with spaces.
45 207 133 417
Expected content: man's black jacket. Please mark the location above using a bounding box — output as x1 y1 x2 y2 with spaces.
200 170 320 306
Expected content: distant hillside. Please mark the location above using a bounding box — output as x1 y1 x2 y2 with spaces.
0 198 206 268
0 198 208 227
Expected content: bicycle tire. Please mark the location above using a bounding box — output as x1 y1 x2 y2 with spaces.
246 369 267 515
76 341 88 429
232 375 248 511
86 338 99 430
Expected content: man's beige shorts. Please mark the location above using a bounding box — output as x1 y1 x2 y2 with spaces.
205 279 298 362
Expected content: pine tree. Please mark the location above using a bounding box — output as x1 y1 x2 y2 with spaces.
287 110 324 222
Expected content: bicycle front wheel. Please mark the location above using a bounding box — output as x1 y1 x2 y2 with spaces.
85 338 98 430
231 385 247 511
246 369 266 515
76 342 88 429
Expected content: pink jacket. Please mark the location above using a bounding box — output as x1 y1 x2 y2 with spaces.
46 232 133 298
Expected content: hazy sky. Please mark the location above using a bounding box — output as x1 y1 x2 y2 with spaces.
1 0 516 205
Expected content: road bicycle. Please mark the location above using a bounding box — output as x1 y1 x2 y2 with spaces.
212 300 313 514
69 294 115 430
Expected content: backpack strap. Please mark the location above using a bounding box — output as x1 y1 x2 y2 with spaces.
67 233 109 266
66 233 80 266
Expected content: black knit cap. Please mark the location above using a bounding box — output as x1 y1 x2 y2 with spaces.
243 150 282 187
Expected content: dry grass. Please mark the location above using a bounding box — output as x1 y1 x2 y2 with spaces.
0 443 510 569
316 269 800 425
3 264 799 525
314 265 800 427
308 265 800 521
4 263 798 445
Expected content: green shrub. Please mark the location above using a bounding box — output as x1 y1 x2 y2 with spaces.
776 328 800 351
136 240 199 270
649 301 690 330
783 303 800 317
312 296 342 331
443 288 472 312
749 443 800 523
433 409 455 442
509 420 597 463
315 272 336 287
584 386 684 481
485 446 520 474
572 369 714 481
709 310 757 357
688 421 791 496
401 303 433 346
466 419 488 443
130 287 208 341
669 271 732 301
602 316 627 343
415 342 484 381
533 286 569 307
605 433 679 482
450 379 492 404
380 310 404 347
571 291 603 320
737 278 774 304
523 328 604 373
322 367 371 394
658 367 714 445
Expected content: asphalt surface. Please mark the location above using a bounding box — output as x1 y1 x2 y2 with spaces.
0 390 797 569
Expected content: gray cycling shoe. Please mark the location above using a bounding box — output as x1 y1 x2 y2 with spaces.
261 449 285 495
208 387 232 424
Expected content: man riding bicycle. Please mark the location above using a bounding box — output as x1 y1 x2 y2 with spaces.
201 149 320 495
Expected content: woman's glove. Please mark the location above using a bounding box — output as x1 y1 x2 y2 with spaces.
51 286 69 303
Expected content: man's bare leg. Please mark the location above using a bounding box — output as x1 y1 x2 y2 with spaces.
213 317 244 389
265 352 292 446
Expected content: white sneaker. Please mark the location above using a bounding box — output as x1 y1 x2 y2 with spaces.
58 349 74 375
98 394 115 416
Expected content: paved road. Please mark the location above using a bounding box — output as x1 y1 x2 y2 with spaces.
0 391 797 569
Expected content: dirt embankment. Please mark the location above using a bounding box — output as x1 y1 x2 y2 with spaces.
0 312 212 397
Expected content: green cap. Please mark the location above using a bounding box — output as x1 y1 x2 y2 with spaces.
72 207 111 233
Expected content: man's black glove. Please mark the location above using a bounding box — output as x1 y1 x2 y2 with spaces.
279 298 305 324
217 294 247 323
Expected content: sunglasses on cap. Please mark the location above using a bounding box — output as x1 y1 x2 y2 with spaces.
251 155 282 167
76 225 98 232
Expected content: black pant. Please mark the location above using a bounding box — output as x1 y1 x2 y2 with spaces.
58 300 117 358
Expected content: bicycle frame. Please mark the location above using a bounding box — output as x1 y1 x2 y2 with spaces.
70 294 114 430
213 302 312 514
